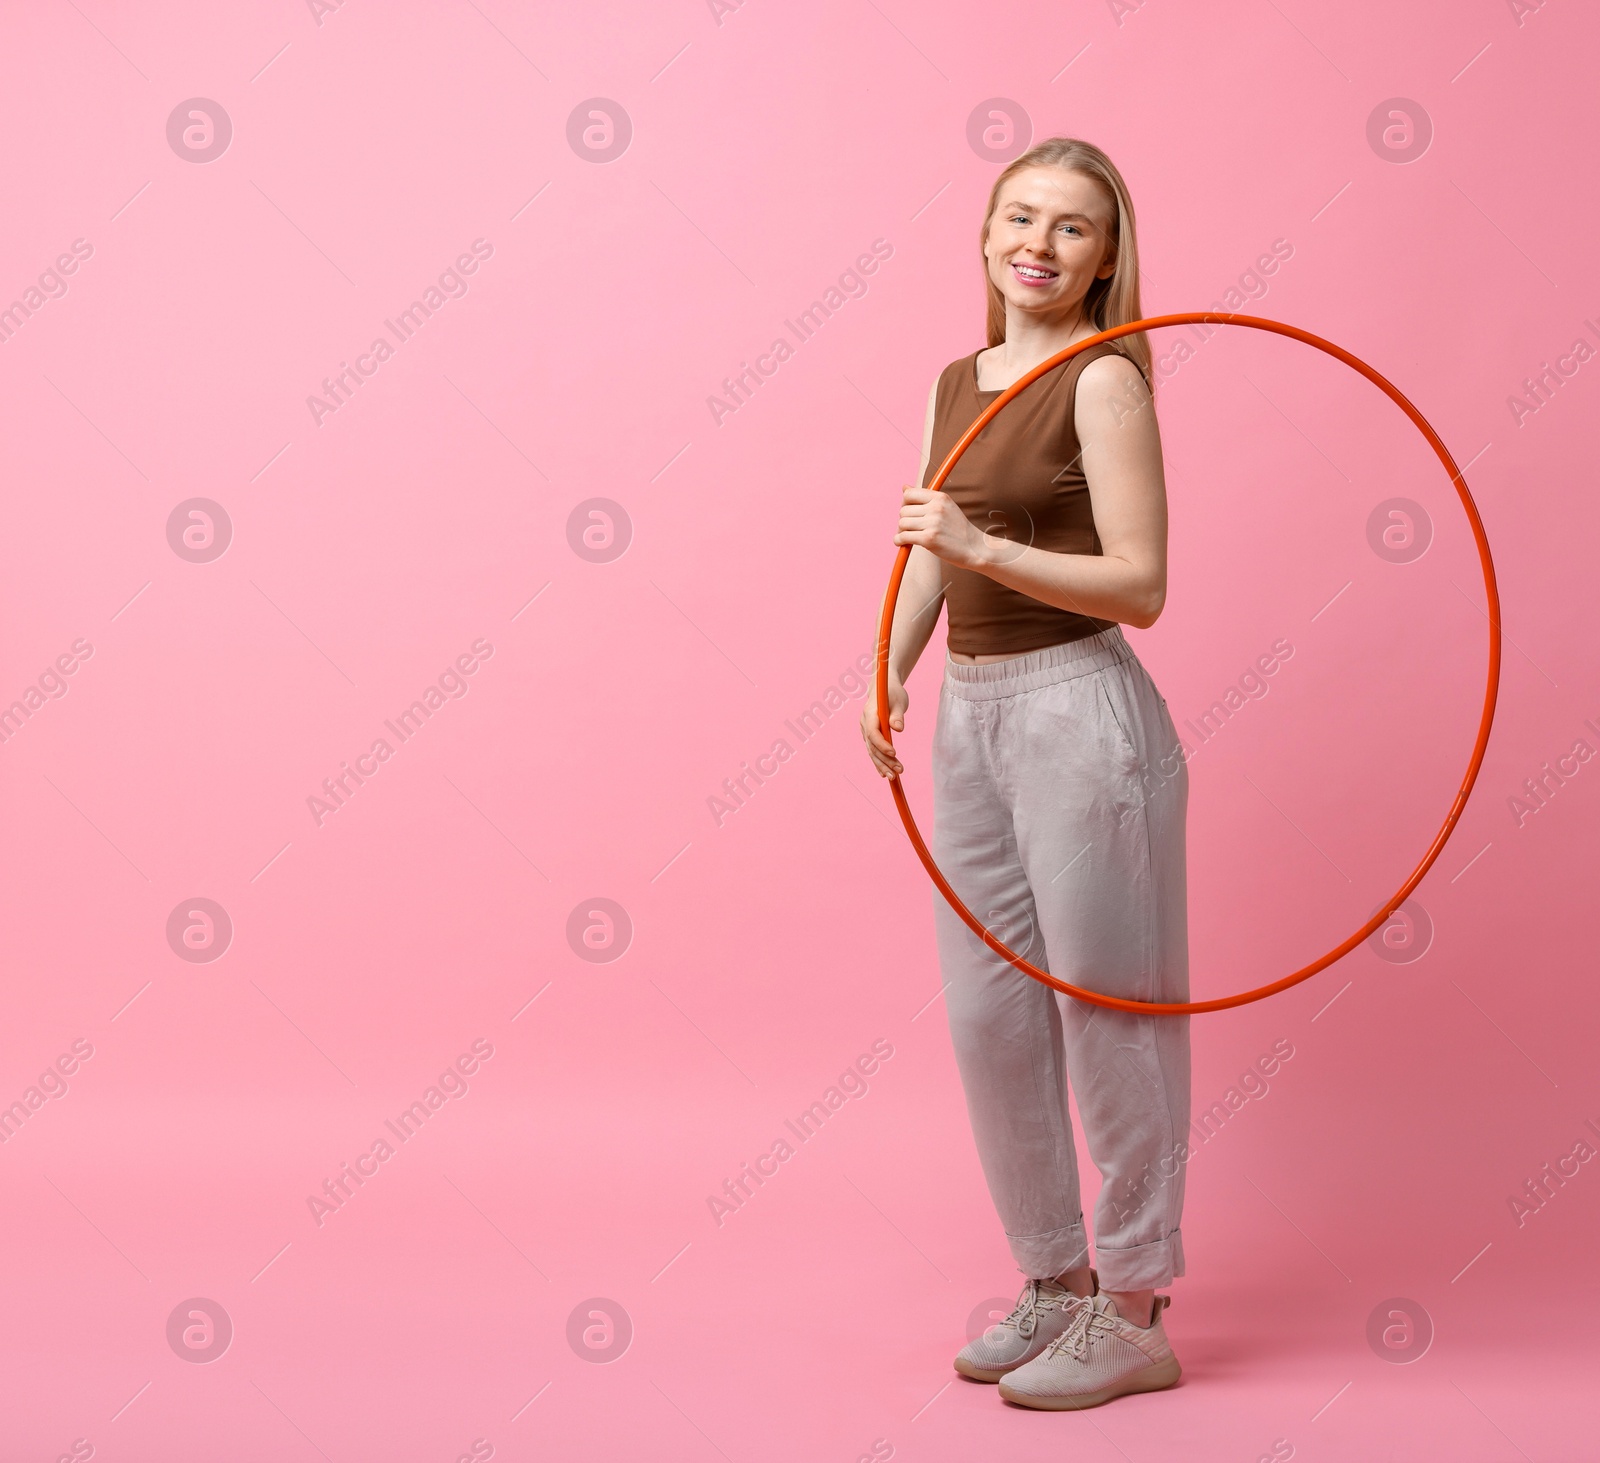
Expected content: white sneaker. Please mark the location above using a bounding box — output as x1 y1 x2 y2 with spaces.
998 1291 1181 1409
953 1271 1098 1382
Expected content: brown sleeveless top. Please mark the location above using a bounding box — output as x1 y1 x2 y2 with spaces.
923 341 1124 657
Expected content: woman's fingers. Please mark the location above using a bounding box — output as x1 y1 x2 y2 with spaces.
860 703 904 777
861 673 910 777
863 716 897 755
865 736 900 777
896 492 944 549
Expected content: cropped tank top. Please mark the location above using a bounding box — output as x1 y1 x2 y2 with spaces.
922 340 1125 657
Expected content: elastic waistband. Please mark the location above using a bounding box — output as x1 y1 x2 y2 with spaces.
943 625 1133 701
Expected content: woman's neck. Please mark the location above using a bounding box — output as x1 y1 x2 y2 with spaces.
987 304 1099 377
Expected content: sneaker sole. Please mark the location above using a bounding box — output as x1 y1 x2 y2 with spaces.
998 1356 1181 1410
953 1356 1020 1383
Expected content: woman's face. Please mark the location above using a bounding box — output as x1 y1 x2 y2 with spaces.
983 166 1117 323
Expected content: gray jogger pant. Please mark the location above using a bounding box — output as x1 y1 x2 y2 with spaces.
930 625 1191 1291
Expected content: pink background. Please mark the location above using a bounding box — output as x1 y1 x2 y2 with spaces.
2 1 1596 1458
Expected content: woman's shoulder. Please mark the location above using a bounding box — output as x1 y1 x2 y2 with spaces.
939 348 983 383
1072 346 1153 437
1068 339 1134 376
924 348 982 408
1072 342 1146 399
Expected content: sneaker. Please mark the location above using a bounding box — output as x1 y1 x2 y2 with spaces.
997 1291 1181 1409
953 1271 1098 1382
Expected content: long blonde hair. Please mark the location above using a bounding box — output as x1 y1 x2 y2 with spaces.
979 137 1151 389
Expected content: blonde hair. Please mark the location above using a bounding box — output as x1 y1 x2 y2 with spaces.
979 136 1151 389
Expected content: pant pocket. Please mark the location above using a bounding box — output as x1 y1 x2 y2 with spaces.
1096 673 1139 766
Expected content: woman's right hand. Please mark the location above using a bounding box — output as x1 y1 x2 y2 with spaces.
861 675 909 779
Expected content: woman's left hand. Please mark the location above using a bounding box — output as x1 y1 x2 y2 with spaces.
894 484 990 569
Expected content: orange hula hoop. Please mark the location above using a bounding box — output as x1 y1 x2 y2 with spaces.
875 312 1501 1016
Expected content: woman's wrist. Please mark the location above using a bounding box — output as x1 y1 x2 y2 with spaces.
962 531 1003 574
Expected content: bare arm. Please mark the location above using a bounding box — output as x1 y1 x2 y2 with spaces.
861 378 944 777
886 546 945 683
895 352 1169 629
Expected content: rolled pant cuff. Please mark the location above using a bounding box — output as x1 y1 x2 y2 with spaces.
1011 1220 1092 1281
1093 1228 1185 1292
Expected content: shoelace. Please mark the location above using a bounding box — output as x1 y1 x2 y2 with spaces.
995 1280 1077 1341
1042 1302 1119 1361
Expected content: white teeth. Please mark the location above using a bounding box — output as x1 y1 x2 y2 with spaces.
1015 266 1054 279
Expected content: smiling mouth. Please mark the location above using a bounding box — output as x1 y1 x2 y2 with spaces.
1011 262 1058 284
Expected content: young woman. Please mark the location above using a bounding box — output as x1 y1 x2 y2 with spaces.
860 137 1191 1411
